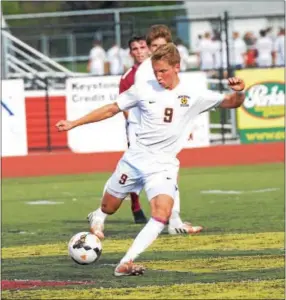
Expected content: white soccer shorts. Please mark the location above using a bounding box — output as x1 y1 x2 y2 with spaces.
106 147 179 201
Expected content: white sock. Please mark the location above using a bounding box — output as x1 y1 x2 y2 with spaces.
169 188 184 228
91 179 110 223
93 207 107 223
120 218 165 264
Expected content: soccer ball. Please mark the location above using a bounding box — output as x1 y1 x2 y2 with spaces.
68 232 102 265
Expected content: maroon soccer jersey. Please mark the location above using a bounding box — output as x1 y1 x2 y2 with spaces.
119 64 139 94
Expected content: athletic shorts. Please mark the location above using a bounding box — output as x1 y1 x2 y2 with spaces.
106 146 179 201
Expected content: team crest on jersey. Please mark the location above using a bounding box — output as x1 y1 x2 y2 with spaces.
178 95 190 107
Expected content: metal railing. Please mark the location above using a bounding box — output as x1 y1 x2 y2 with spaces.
1 29 75 88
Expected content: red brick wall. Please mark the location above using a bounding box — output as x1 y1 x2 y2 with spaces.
25 94 68 151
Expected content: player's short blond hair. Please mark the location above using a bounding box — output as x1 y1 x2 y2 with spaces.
151 43 180 66
146 24 172 46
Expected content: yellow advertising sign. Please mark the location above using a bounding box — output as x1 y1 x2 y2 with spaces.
236 68 285 143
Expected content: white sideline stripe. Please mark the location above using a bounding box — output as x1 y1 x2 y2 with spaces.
250 188 280 193
201 190 242 195
25 200 64 205
201 188 280 195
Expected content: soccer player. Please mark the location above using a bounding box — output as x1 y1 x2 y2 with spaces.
196 32 215 71
120 36 150 223
56 42 246 276
88 25 203 235
101 35 150 224
274 28 285 67
256 29 274 67
87 39 106 75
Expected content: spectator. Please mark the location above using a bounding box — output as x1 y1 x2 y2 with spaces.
122 47 134 71
256 29 274 67
212 32 227 71
175 38 189 71
196 32 215 71
107 43 126 75
87 39 106 75
244 31 256 47
274 28 285 66
194 34 202 52
231 31 247 69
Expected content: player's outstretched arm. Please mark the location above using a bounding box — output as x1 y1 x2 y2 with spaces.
56 103 121 132
219 77 246 109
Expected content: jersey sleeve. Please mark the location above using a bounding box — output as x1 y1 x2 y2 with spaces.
196 89 225 113
116 84 139 111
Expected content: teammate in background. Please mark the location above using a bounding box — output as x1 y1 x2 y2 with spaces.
274 28 285 67
56 43 246 276
231 32 247 70
196 32 215 71
175 38 189 72
212 32 227 73
107 43 126 75
122 47 134 72
87 39 106 75
88 25 203 236
256 29 274 67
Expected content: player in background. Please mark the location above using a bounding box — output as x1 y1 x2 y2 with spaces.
256 29 274 67
88 25 203 236
106 43 126 75
100 35 150 224
56 43 246 276
120 36 150 223
274 28 285 67
175 38 190 72
196 32 215 71
87 39 106 75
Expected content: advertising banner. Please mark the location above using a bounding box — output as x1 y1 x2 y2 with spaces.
236 68 285 143
2 79 28 157
66 72 210 153
66 76 128 153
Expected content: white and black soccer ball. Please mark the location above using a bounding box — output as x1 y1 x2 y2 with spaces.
68 232 102 265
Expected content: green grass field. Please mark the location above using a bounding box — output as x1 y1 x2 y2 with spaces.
2 163 285 299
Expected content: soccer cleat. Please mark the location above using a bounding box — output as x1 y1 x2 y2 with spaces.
114 260 145 277
133 209 148 224
87 212 105 240
168 222 203 235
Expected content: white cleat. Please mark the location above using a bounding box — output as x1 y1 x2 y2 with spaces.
114 260 145 277
168 222 203 235
87 212 105 240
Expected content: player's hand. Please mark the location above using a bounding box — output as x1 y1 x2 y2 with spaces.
56 120 75 132
227 77 245 92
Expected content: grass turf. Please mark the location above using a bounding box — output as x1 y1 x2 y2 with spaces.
1 163 285 298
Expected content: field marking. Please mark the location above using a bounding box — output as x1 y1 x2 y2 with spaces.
201 190 242 194
2 279 284 299
19 231 36 235
2 232 284 259
144 255 284 273
25 200 64 205
1 279 95 290
201 188 280 195
250 188 280 193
